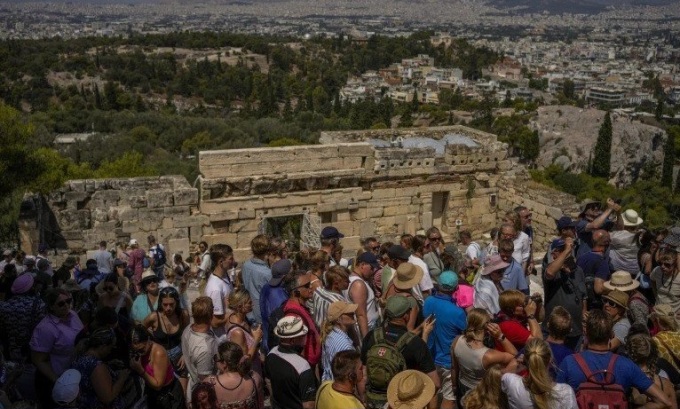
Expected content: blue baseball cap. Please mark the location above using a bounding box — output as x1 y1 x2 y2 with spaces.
556 216 577 231
320 226 344 240
551 238 566 250
357 252 380 269
439 270 459 290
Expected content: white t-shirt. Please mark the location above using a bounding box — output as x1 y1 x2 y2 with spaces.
513 232 531 266
409 255 434 295
199 251 212 273
473 277 500 316
501 373 578 409
466 242 482 261
204 274 233 315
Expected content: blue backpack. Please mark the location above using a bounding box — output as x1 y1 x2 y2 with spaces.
153 245 167 269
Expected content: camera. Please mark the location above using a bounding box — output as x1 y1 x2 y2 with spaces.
525 295 542 305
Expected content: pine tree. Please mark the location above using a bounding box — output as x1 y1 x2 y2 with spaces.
590 111 613 178
656 98 664 121
662 132 675 188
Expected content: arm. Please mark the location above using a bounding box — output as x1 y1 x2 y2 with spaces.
545 240 574 278
585 200 620 231
594 277 608 296
451 337 460 403
349 280 369 338
487 323 518 356
211 313 229 329
31 351 57 382
524 301 543 340
642 382 673 409
91 364 130 405
142 312 158 332
147 346 170 390
426 369 441 409
482 349 517 371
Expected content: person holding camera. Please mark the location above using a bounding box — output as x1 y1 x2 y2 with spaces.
494 290 543 352
543 237 587 351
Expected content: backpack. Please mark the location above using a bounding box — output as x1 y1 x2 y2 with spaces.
365 328 416 406
573 353 628 409
153 245 167 269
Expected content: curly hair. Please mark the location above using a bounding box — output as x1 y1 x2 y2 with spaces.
626 333 659 375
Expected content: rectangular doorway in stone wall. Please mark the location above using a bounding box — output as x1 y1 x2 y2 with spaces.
432 192 450 230
260 215 304 253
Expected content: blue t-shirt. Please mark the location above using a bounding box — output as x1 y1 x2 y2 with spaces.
131 293 158 323
576 252 610 281
501 259 529 294
259 284 289 352
423 293 467 369
241 258 272 324
557 351 653 393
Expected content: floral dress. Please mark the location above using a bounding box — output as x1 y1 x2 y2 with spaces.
71 354 125 409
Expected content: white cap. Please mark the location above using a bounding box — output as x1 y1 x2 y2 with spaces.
129 239 138 246
52 369 81 404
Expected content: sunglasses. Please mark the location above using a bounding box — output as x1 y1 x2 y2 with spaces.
428 237 441 241
662 262 676 268
604 299 621 308
295 282 312 290
56 298 73 307
370 246 380 251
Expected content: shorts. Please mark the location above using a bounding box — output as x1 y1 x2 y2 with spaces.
436 366 455 401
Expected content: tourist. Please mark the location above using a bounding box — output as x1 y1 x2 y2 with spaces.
543 306 575 373
473 255 508 316
315 350 364 409
70 328 130 409
0 273 46 363
461 229 482 267
500 215 530 271
210 340 264 409
498 238 529 294
30 288 84 409
650 249 680 322
320 301 358 382
557 310 671 408
182 297 217 405
382 262 424 330
312 265 350 329
423 227 445 282
346 252 381 339
319 226 344 267
609 209 644 276
127 239 146 293
131 269 160 323
460 364 504 409
190 382 218 409
542 216 577 267
265 316 317 409
259 258 291 352
205 243 236 333
575 198 620 258
283 271 321 367
93 241 113 275
143 286 190 395
451 308 517 398
625 332 678 409
422 270 466 409
543 237 586 350
224 288 264 378
494 289 542 351
147 235 166 279
408 235 434 298
577 229 612 310
651 304 680 373
241 235 271 324
96 273 133 332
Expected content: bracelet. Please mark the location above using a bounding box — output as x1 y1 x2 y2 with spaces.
527 315 536 320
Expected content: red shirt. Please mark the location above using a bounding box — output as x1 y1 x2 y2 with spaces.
495 317 530 351
283 299 321 366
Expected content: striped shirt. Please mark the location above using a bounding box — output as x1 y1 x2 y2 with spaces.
322 328 355 381
312 287 346 329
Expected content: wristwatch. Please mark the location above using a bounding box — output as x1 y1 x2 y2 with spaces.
497 334 506 341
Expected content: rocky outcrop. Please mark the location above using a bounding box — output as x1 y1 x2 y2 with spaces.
532 105 666 186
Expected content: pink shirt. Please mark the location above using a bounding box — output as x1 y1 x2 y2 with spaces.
29 311 84 376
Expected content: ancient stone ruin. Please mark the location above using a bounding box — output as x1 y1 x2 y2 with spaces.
20 125 580 262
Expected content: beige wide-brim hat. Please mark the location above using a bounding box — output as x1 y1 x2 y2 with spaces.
604 271 640 292
387 370 436 409
393 262 424 290
622 209 643 227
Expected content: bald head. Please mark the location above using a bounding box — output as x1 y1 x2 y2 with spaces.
592 230 610 248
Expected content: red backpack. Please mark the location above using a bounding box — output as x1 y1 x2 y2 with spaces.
573 353 628 409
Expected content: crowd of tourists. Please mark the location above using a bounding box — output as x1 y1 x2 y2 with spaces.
0 198 679 409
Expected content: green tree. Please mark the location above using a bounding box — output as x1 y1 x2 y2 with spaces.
656 98 664 121
94 151 157 178
563 79 575 100
662 132 675 188
590 111 613 178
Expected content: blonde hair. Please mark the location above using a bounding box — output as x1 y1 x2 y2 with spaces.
499 290 525 316
320 318 337 344
228 288 251 311
654 313 679 332
523 338 556 409
464 308 490 342
504 211 522 234
462 364 505 409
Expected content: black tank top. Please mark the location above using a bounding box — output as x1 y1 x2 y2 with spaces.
152 311 183 349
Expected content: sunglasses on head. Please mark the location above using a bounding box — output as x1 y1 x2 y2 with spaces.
56 298 73 307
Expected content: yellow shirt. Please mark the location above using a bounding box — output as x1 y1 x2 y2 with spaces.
315 381 365 409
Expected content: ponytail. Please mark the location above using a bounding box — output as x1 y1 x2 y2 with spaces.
523 338 555 409
320 319 336 344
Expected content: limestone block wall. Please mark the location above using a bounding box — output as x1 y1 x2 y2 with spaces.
35 176 199 259
498 168 581 252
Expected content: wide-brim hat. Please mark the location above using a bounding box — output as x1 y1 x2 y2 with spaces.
580 198 601 215
482 255 509 276
604 271 640 292
622 209 643 227
393 262 423 290
603 289 629 310
327 301 358 322
140 269 158 284
387 370 436 409
274 316 308 339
